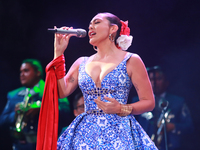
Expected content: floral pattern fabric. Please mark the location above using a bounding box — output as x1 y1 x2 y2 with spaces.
57 52 157 150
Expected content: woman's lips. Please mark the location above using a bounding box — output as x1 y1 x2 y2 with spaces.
89 31 96 38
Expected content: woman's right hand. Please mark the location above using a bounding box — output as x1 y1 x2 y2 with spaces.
54 26 76 59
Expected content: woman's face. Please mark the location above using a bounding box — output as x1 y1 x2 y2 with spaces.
88 14 111 46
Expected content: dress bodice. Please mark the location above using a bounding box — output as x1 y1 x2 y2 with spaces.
78 52 133 112
58 52 158 150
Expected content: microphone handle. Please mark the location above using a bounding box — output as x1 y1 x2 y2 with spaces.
47 28 78 34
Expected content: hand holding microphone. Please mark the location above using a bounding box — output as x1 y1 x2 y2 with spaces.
51 26 86 59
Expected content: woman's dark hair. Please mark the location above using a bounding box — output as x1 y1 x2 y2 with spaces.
98 12 122 45
22 59 44 79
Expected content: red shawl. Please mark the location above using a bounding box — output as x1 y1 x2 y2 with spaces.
36 55 65 150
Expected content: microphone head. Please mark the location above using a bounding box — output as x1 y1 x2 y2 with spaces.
76 29 87 38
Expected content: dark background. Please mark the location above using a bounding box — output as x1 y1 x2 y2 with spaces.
0 0 200 149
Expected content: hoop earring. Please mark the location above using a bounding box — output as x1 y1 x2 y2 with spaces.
93 46 97 51
109 34 115 42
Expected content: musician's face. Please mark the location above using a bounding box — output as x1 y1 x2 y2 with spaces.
74 96 84 117
149 71 168 96
20 63 40 88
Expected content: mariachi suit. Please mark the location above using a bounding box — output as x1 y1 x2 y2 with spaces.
0 80 71 150
132 92 194 150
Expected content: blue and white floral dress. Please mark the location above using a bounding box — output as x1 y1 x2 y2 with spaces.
57 52 157 150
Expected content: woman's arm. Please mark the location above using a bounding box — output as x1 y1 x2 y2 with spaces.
57 57 84 98
127 54 155 115
53 26 83 98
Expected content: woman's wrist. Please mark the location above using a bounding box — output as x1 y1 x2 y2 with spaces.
117 104 133 116
54 51 64 59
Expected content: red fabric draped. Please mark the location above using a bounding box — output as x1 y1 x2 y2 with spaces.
36 55 66 150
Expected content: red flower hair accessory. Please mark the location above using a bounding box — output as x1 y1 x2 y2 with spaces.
117 20 133 50
120 20 130 36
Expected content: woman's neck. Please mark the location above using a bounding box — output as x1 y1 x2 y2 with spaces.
95 41 119 59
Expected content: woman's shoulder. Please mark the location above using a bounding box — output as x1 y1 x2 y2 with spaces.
127 52 146 73
128 52 143 63
73 54 95 66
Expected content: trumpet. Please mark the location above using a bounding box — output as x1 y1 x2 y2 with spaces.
151 109 171 147
15 88 31 132
156 109 171 145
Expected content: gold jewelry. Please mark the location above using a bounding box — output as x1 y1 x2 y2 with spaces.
117 104 133 116
109 34 114 42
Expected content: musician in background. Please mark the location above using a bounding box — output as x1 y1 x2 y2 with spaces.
59 92 84 137
0 59 71 150
132 66 194 150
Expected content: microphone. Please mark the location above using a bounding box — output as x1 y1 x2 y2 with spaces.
47 28 87 38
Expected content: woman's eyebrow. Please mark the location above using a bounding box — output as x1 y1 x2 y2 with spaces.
89 18 101 25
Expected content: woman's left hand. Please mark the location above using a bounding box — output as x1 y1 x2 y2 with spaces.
94 96 121 114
